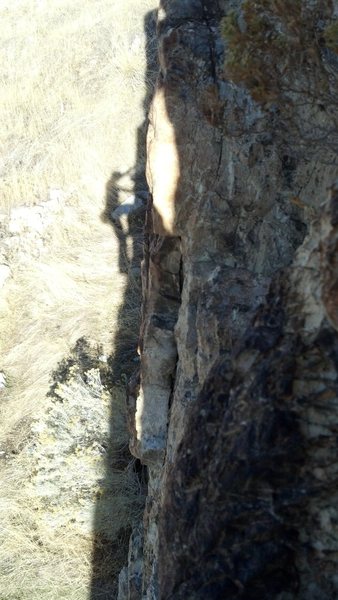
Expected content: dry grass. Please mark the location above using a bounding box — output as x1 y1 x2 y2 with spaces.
0 475 93 600
0 209 127 444
0 0 157 597
0 381 144 600
1 0 157 210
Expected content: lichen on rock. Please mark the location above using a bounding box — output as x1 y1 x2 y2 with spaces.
123 1 338 598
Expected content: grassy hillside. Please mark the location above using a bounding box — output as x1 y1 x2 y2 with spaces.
0 0 157 597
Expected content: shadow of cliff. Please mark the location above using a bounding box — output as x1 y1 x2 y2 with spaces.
89 9 158 599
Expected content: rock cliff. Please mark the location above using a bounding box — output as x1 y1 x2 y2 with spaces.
120 1 338 598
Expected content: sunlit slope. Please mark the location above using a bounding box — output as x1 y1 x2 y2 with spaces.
0 0 157 598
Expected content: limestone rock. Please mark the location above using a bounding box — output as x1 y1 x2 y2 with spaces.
159 186 338 599
118 524 144 600
124 1 338 598
129 232 181 465
8 193 62 236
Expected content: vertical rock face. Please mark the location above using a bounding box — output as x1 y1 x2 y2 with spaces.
160 186 338 599
124 1 338 598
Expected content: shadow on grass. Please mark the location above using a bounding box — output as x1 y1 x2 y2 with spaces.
89 9 158 599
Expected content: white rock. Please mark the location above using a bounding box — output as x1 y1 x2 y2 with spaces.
44 188 64 210
48 188 63 202
0 265 11 289
8 205 44 234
